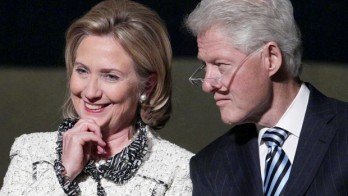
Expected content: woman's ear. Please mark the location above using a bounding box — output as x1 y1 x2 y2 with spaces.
142 74 158 98
263 41 282 77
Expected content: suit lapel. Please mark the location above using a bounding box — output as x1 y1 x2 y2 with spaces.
285 84 338 195
227 124 264 195
245 135 264 196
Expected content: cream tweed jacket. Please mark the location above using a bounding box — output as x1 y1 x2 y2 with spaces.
0 126 193 196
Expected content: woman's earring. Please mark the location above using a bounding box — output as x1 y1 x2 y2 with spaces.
140 94 147 103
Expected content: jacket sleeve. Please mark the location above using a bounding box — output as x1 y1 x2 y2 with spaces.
0 134 65 195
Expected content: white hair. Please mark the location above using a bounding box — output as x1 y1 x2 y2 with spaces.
185 0 303 77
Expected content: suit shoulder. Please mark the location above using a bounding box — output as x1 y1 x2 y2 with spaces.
325 96 348 122
332 97 348 109
193 124 256 162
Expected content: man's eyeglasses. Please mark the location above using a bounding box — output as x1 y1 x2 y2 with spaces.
189 46 264 86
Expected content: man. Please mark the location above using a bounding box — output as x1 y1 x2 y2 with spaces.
185 0 348 195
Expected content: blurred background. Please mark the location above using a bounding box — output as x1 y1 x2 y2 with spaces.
0 0 347 187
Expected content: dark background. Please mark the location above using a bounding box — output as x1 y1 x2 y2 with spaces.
0 0 348 188
0 0 347 67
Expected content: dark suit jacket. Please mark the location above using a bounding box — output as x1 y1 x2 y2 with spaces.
190 83 348 196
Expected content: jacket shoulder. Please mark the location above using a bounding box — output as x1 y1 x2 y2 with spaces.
137 130 193 181
147 131 193 163
193 123 257 162
10 131 57 162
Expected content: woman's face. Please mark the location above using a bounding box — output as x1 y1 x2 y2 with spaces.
70 35 140 134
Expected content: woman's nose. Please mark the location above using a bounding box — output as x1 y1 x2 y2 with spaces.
84 77 102 100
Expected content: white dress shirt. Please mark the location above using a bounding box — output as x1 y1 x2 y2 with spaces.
258 83 310 183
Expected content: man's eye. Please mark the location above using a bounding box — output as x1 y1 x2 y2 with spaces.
217 64 231 73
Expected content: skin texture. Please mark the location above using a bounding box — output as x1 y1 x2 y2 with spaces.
197 26 300 127
62 35 141 180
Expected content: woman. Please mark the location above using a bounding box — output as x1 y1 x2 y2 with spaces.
0 0 193 195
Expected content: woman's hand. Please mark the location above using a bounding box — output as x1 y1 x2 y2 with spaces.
61 119 106 180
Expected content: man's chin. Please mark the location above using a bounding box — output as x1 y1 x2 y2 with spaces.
220 115 236 125
220 110 245 126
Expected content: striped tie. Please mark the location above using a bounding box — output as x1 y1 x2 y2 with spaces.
262 127 292 196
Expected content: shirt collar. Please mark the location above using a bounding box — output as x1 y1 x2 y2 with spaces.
258 83 310 144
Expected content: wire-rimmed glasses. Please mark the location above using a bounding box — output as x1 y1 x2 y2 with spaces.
189 46 264 86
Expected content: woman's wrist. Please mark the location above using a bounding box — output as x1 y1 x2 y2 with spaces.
53 159 80 196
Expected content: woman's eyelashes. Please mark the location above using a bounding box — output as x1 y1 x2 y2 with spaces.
102 73 120 82
73 65 89 77
73 65 121 82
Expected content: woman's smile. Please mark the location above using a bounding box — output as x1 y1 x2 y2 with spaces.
70 35 140 133
84 102 110 113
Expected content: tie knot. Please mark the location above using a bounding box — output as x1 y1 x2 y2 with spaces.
262 127 289 147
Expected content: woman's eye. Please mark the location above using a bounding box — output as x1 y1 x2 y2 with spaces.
103 74 120 81
75 67 88 75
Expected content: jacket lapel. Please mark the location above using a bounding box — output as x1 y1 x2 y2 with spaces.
227 124 264 195
285 84 338 195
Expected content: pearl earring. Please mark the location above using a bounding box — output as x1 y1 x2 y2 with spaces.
140 94 147 103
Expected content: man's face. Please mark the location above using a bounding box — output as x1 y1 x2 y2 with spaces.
197 26 273 125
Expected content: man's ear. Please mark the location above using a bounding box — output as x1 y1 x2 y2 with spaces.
263 41 282 77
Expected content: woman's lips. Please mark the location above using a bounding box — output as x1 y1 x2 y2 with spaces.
85 102 109 113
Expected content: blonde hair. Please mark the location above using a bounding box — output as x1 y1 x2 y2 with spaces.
63 0 172 130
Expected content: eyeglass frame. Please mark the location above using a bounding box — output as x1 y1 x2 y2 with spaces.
188 46 265 86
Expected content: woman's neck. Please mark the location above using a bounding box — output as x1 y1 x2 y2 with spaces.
100 126 135 159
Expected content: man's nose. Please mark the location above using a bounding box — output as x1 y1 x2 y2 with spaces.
202 67 222 93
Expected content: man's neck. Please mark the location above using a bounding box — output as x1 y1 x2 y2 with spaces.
257 79 302 128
